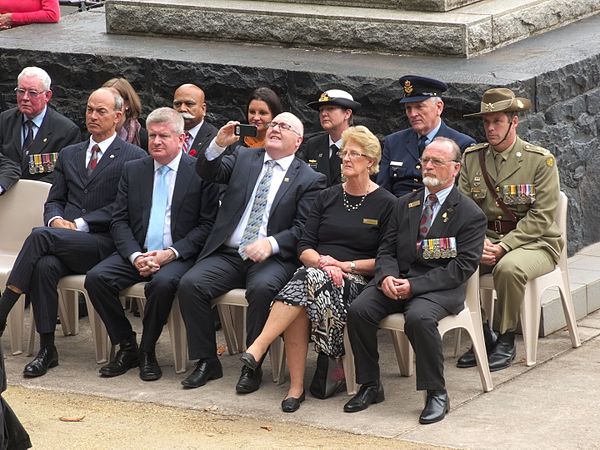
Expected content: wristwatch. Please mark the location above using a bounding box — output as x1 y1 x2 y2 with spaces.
349 261 356 273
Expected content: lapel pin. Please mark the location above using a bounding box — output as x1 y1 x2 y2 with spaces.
110 154 115 159
284 177 290 182
318 153 323 158
43 138 48 143
442 212 448 222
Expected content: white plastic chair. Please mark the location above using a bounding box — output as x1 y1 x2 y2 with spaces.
211 289 285 383
479 191 581 366
0 180 51 355
345 269 494 395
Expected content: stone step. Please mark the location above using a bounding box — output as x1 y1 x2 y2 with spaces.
247 0 482 12
105 0 600 58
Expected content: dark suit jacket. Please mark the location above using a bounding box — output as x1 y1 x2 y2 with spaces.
377 121 475 197
189 121 218 157
375 186 486 314
0 152 21 193
110 153 219 261
298 132 341 186
44 136 146 234
196 146 327 261
0 106 81 183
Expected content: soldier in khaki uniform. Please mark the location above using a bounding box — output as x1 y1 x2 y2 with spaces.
457 88 563 371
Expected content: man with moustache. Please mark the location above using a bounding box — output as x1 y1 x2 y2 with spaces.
299 89 360 186
377 75 475 197
0 66 80 184
177 112 326 392
345 137 486 424
85 107 219 381
172 84 218 157
0 88 145 378
457 88 562 372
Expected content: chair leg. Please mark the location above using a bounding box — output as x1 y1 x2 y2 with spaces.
390 330 414 377
467 320 494 392
167 297 188 374
521 284 542 367
7 295 25 355
342 330 357 396
269 336 286 384
558 275 581 348
216 305 238 355
84 292 110 364
27 306 36 356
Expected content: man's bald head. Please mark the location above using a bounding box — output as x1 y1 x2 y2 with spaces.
173 84 207 130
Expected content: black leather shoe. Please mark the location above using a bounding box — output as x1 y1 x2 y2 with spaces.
457 321 498 368
281 391 305 413
343 381 384 413
240 352 259 370
23 345 59 378
235 365 263 394
419 390 450 424
139 351 162 381
488 332 516 372
99 341 139 377
181 358 223 389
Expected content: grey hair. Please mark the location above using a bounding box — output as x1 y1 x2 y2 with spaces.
429 96 443 106
146 107 185 135
431 136 461 161
18 67 51 90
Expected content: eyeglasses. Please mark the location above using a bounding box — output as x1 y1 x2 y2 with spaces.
267 121 300 135
337 150 369 159
14 88 48 98
419 157 460 167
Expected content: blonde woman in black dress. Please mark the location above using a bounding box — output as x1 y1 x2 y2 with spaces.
240 126 396 412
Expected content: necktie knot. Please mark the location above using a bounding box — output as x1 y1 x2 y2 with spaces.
418 135 428 154
158 165 170 176
427 193 438 205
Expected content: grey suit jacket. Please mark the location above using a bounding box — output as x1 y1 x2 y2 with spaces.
110 153 219 261
0 106 81 183
375 186 486 314
196 146 327 261
43 136 146 233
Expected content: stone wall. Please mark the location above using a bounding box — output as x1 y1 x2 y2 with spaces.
1 48 598 254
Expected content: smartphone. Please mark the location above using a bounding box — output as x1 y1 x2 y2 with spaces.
234 124 258 138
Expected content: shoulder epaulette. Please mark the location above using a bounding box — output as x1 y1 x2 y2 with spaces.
463 143 489 155
523 143 551 156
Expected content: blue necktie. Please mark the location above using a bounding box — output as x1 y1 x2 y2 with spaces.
239 160 276 260
418 135 428 155
146 165 170 251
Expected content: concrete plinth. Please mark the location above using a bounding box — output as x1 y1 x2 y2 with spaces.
105 0 600 57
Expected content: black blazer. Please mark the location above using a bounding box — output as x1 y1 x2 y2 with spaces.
189 121 218 156
110 153 219 261
0 107 81 183
298 132 341 187
43 136 146 233
375 186 486 314
0 152 21 193
196 146 327 261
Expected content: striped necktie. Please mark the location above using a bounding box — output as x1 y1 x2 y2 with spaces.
419 193 438 240
238 160 276 260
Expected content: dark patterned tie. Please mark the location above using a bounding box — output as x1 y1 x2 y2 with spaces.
419 193 438 240
22 120 34 154
329 144 340 183
417 135 428 155
238 160 276 260
182 132 192 154
87 144 100 175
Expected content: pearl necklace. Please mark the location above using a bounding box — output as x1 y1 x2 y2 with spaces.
342 186 369 212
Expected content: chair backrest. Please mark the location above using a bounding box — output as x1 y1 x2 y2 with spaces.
555 192 568 270
464 267 480 313
0 179 50 254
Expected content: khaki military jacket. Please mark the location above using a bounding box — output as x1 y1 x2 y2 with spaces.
458 136 563 262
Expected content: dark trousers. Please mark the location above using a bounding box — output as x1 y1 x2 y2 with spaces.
178 247 297 360
7 227 114 334
347 283 450 391
85 253 194 351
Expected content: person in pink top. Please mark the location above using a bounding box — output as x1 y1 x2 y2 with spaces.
0 0 60 30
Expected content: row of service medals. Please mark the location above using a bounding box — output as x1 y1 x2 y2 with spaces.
421 237 457 260
29 152 58 174
501 184 535 205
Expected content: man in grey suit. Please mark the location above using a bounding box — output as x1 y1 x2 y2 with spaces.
0 67 81 184
0 88 146 378
172 84 218 157
85 107 219 382
345 138 486 424
178 112 326 392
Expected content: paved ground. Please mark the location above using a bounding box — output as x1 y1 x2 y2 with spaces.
2 241 599 449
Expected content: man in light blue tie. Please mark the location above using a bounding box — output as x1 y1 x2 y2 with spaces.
178 112 327 392
85 107 219 382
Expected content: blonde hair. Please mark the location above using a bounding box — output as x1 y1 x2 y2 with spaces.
341 125 382 175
